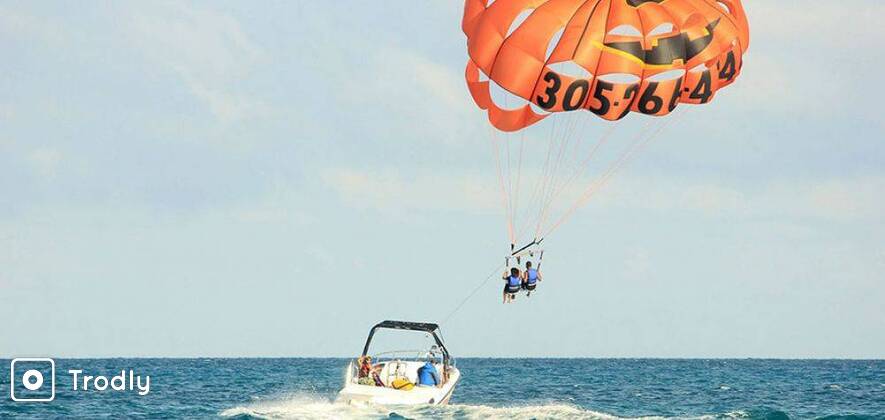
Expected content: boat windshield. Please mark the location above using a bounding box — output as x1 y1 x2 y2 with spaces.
363 327 447 360
369 348 443 363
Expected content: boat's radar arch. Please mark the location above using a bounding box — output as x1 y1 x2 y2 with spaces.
361 320 452 367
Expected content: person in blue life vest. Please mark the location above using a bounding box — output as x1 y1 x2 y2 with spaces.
502 267 521 303
416 357 440 387
522 260 542 297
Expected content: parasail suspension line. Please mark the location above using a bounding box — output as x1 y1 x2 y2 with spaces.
441 263 505 324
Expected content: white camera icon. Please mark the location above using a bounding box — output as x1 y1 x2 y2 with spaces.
10 358 55 402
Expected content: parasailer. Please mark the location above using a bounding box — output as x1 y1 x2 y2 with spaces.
522 260 542 296
503 267 522 303
461 0 750 286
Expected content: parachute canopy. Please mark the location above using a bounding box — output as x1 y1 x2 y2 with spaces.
463 0 750 132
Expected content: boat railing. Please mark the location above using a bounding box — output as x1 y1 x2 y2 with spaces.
370 349 436 362
372 349 454 367
348 348 458 387
350 348 455 370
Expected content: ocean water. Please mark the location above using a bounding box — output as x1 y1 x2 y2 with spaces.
1 358 883 419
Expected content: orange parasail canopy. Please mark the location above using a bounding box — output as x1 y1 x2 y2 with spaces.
463 0 750 132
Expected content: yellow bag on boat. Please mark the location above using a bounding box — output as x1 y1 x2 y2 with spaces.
391 377 414 391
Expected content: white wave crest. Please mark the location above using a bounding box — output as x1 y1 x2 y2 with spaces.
219 394 652 420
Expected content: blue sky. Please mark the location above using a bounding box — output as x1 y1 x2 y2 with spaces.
1 1 883 358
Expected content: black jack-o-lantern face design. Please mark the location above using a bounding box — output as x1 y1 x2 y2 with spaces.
604 18 720 67
626 0 665 6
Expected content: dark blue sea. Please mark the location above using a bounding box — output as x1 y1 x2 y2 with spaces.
1 358 883 419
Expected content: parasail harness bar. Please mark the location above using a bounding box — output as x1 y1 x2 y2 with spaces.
506 238 544 268
511 238 543 256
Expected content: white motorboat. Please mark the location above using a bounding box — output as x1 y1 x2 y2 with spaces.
337 320 461 406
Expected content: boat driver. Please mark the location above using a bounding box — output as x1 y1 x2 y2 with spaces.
417 357 441 387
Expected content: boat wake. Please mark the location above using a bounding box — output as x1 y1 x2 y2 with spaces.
220 394 631 419
218 394 759 419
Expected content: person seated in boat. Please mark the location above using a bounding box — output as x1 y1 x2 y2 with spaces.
357 356 384 386
358 356 372 378
502 267 522 303
416 358 441 387
521 260 542 297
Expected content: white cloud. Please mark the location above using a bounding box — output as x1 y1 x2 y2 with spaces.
0 233 23 287
623 247 651 280
124 2 269 124
227 194 315 226
323 168 499 215
395 49 465 111
603 174 885 223
187 84 271 126
1 3 272 125
324 164 885 229
0 103 13 121
28 147 63 179
0 5 67 45
782 176 885 222
335 46 477 145
735 1 885 117
747 1 885 47
729 54 806 113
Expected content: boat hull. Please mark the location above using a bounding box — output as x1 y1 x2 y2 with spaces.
337 368 460 406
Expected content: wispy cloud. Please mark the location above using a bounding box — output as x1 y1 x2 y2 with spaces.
334 46 477 145
325 164 885 228
0 103 13 121
1 1 882 357
0 5 68 45
323 167 499 215
124 2 269 124
603 174 885 223
27 147 63 180
748 1 885 47
737 1 885 118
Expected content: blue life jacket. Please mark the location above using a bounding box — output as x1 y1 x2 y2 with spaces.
417 362 439 386
507 275 521 288
526 268 539 285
